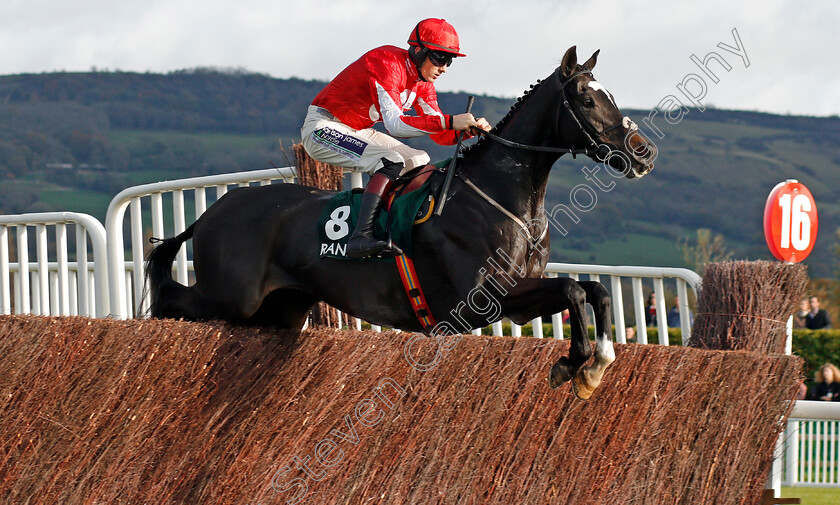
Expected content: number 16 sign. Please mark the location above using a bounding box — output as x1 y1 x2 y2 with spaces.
764 179 818 262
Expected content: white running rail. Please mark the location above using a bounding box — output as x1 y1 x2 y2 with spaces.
2 168 701 335
782 402 840 487
104 167 297 318
0 212 109 317
533 263 701 342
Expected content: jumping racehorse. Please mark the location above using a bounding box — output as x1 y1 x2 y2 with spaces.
147 46 656 399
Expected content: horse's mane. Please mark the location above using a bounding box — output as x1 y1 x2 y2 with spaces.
462 72 552 158
462 64 598 159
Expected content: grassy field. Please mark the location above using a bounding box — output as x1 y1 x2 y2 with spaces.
106 130 283 153
39 188 113 222
781 486 840 505
550 231 687 268
15 129 292 223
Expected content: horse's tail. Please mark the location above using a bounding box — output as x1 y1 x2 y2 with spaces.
146 224 195 316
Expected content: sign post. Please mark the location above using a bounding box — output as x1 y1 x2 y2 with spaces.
764 179 818 263
763 179 817 501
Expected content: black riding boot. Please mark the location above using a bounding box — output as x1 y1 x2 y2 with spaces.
346 161 405 259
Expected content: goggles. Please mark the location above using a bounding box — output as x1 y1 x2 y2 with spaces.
428 50 455 68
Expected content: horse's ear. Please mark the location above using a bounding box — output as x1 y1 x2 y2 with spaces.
561 46 578 77
582 49 600 71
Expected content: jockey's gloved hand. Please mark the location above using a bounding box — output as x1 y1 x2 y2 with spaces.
452 113 491 133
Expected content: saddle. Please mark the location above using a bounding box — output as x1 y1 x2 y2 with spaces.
387 160 448 213
317 161 448 260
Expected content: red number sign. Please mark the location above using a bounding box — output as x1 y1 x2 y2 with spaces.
764 180 818 262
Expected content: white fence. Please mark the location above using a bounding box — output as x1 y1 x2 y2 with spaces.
0 212 109 317
780 402 840 487
543 263 699 342
1 168 701 333
466 263 700 340
104 167 297 318
98 168 702 335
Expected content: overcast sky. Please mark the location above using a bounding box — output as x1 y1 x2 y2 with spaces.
1 0 838 116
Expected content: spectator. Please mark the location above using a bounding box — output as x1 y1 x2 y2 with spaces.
796 380 807 400
793 298 809 329
807 363 840 401
805 295 832 330
667 296 693 328
625 326 637 343
645 292 657 327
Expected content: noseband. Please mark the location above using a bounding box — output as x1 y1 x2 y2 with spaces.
477 68 624 160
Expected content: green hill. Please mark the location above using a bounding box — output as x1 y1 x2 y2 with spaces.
0 69 838 277
546 108 840 276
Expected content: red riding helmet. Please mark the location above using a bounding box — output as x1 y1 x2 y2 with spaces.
407 18 466 57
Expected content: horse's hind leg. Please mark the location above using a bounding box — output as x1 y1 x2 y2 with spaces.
154 279 226 320
246 289 317 330
570 281 615 400
154 277 266 323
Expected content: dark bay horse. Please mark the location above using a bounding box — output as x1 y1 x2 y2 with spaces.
147 46 656 399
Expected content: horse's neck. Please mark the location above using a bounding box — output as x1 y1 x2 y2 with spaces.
461 77 561 220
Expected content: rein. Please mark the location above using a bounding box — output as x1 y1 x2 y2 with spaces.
439 68 630 262
476 130 599 157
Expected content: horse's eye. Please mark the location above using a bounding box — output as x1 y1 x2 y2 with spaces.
583 98 595 108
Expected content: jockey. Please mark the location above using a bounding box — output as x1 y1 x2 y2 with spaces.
301 18 491 259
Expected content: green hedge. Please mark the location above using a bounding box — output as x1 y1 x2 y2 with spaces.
792 329 840 382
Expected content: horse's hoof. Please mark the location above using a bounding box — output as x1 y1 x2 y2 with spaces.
548 358 575 389
548 369 563 389
571 373 597 401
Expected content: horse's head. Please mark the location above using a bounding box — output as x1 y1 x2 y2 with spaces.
555 46 656 178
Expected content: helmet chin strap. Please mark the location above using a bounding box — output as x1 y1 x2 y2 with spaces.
410 25 429 80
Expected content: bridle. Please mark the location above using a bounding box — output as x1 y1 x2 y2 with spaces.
451 68 628 257
476 68 626 160
557 69 627 153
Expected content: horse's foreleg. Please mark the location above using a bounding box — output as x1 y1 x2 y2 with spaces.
547 283 590 390
498 277 591 390
570 281 615 400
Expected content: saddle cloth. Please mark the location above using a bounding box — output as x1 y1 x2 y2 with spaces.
317 163 446 260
